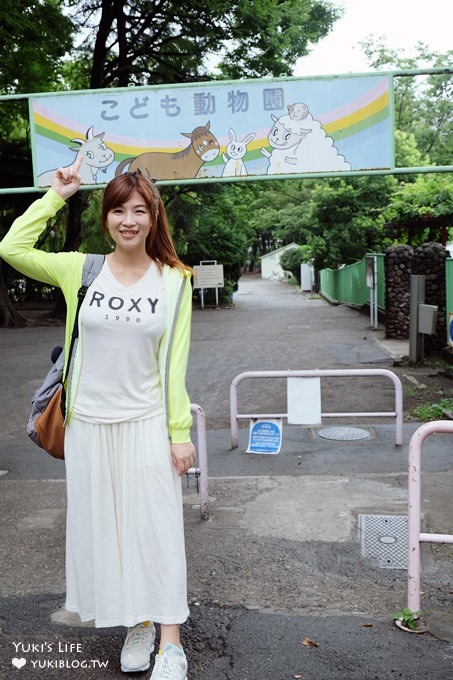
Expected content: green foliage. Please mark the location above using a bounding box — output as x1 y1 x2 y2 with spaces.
67 0 339 88
79 190 112 254
361 40 452 167
386 174 453 221
182 184 250 288
0 0 74 94
384 173 453 246
393 607 423 631
304 175 396 270
394 130 430 172
216 0 341 79
0 0 75 255
279 246 312 282
410 398 453 422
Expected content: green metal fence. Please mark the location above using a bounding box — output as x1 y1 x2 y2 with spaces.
321 254 453 345
319 253 385 310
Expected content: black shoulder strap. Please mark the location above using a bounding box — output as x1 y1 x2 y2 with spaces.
69 254 105 345
82 253 105 289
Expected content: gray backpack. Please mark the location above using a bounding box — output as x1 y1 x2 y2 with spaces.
27 254 104 452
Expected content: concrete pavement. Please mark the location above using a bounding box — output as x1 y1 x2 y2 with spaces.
1 274 452 679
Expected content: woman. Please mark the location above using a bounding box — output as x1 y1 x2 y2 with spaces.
0 157 195 680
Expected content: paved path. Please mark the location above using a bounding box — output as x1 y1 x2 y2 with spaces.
1 275 452 679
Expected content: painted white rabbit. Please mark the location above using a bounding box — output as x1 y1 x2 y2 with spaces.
222 128 255 177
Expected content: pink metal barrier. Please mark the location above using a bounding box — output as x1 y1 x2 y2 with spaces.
230 369 403 449
188 403 209 520
407 421 453 612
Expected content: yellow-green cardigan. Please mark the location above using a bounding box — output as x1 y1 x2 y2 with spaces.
0 189 193 443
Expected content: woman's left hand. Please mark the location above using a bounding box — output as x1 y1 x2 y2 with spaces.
171 441 196 476
51 155 83 200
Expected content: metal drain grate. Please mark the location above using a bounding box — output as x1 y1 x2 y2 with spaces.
318 426 370 441
359 514 408 569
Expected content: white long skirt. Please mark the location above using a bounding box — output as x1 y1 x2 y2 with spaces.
64 414 189 628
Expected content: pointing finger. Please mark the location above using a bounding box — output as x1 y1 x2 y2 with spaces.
74 155 84 173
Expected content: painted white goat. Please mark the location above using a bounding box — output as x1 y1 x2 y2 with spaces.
38 126 115 187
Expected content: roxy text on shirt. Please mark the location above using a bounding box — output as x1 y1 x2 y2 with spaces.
89 291 159 314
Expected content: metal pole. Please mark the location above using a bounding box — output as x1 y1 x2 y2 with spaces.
409 275 425 363
190 403 209 520
373 256 378 329
230 381 239 449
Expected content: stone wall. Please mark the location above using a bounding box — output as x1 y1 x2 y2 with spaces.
385 242 447 352
385 244 413 339
413 243 447 353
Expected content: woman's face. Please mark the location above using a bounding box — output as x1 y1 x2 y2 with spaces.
106 190 152 253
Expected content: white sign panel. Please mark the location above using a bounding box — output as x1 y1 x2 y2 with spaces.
287 377 322 425
193 264 224 289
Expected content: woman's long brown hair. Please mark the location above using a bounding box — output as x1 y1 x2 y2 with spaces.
101 172 189 272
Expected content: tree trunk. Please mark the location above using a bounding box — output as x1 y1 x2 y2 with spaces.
0 264 26 327
63 192 86 252
115 0 130 86
90 0 114 89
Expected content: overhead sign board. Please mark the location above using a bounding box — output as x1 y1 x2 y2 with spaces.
29 73 392 187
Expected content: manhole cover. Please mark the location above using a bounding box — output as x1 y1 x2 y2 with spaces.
318 426 370 441
359 514 408 569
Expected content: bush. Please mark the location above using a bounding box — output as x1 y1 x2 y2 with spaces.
279 246 312 283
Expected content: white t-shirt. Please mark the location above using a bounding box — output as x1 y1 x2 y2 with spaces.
72 259 166 423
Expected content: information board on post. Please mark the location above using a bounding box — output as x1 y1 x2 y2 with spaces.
193 261 224 308
193 263 224 289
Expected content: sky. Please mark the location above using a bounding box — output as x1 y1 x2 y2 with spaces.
294 0 452 77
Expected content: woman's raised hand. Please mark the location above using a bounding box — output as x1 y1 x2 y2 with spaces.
51 155 84 200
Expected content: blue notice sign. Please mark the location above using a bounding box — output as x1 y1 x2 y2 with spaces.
247 419 282 455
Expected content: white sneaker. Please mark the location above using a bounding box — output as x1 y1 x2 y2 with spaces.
150 643 188 680
120 621 156 673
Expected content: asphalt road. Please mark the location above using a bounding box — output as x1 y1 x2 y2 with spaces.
1 274 452 679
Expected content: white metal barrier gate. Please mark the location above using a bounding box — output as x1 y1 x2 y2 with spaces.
230 368 403 449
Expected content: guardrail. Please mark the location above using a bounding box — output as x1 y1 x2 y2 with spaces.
407 421 453 613
230 369 403 449
188 403 209 520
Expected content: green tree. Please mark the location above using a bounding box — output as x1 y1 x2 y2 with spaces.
241 179 315 270
0 0 74 326
0 1 73 93
304 176 395 271
280 245 312 282
361 39 452 167
181 183 251 301
66 0 340 88
384 173 453 246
